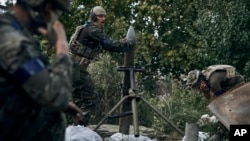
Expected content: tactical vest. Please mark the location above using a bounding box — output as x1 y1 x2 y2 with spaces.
69 24 99 61
202 65 236 80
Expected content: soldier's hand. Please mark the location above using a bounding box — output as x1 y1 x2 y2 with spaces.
65 102 89 125
38 21 69 55
52 20 69 55
127 38 136 48
36 10 68 55
199 81 209 92
74 112 84 126
64 102 80 114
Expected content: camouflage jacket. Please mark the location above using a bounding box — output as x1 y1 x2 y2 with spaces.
69 21 135 60
0 13 72 140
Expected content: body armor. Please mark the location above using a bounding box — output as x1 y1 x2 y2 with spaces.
69 24 100 60
203 65 244 95
69 24 100 69
202 65 236 80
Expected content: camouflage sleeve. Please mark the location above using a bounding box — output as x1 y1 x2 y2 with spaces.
22 54 72 111
0 26 72 112
88 26 136 52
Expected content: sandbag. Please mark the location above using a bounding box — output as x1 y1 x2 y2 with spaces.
65 125 102 141
109 133 154 141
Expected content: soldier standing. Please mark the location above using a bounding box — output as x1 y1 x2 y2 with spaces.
69 6 136 126
0 0 82 140
186 64 245 100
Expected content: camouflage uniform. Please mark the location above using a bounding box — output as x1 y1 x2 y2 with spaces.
187 65 245 140
69 21 135 125
187 65 245 99
0 13 72 141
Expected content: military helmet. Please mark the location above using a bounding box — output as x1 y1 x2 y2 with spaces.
186 70 201 87
18 0 70 12
90 6 106 21
17 0 70 34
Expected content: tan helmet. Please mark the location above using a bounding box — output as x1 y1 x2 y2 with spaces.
186 70 201 87
18 0 70 12
90 6 106 21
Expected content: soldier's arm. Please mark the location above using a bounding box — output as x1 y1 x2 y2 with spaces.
29 21 71 111
0 25 72 112
199 81 212 100
89 26 135 52
22 53 72 112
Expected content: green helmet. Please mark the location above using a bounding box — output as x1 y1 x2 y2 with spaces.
18 0 70 12
186 70 201 87
90 6 106 21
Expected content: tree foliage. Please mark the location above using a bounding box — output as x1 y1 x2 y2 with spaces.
190 0 250 74
60 0 250 81
4 0 250 78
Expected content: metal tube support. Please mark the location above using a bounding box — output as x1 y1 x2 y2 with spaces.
129 69 135 89
131 98 139 137
128 69 139 137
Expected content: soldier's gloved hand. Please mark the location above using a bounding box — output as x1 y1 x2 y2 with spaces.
38 20 69 55
74 112 87 126
127 38 136 48
199 80 209 93
64 102 84 125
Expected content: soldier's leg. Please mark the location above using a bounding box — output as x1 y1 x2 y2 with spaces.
23 110 67 141
72 70 99 126
41 113 67 141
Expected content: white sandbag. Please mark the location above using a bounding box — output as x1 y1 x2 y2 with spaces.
65 125 103 141
108 133 155 141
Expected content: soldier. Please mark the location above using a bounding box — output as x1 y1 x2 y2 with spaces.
0 0 82 140
186 64 245 100
69 6 136 125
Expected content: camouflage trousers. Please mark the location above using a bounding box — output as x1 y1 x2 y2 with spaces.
70 63 99 125
29 111 67 141
0 108 67 141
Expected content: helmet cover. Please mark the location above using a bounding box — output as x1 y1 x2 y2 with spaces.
186 70 200 87
92 6 106 16
19 0 70 12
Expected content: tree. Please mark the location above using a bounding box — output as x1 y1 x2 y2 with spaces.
190 0 250 74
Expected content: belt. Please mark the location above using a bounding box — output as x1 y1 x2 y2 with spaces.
69 52 91 71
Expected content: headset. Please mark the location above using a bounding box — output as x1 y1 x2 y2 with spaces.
90 8 97 22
